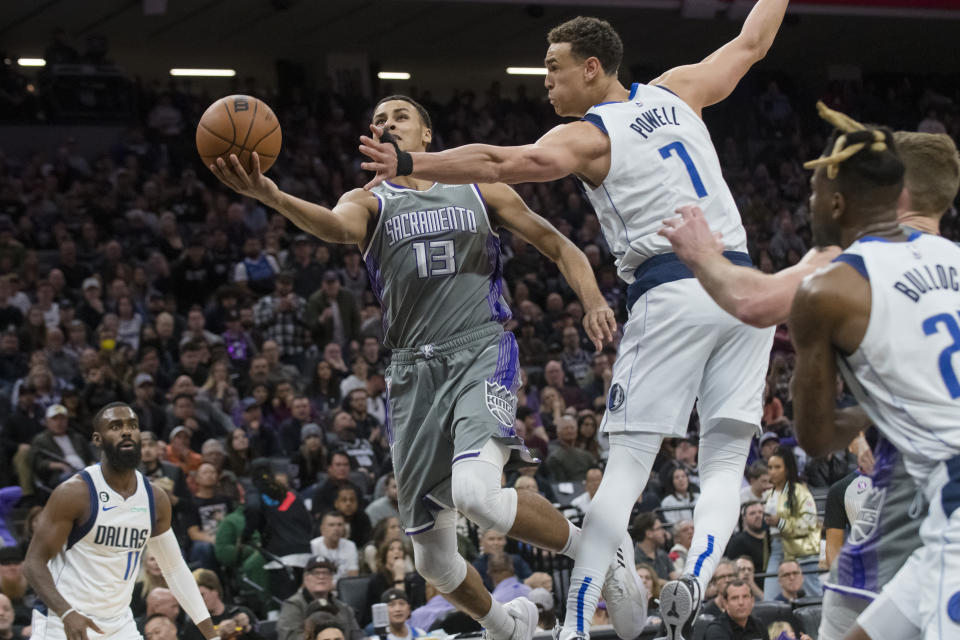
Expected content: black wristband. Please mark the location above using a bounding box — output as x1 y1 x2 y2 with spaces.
379 131 414 177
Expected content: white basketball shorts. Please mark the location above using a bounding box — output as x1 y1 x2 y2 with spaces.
601 277 774 436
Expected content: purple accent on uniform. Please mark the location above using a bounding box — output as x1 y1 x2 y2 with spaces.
485 232 512 324
485 332 520 438
386 181 413 190
453 451 481 463
836 436 898 592
405 520 435 536
363 252 389 337
384 380 394 447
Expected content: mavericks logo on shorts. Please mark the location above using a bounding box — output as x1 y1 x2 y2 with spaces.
608 383 625 412
485 380 518 427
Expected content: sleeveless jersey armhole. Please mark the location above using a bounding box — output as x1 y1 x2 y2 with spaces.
67 470 98 549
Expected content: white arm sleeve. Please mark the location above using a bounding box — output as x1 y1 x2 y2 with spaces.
147 529 211 625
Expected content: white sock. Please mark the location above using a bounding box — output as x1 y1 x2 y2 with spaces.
683 419 754 593
478 598 515 640
560 519 582 559
562 437 657 633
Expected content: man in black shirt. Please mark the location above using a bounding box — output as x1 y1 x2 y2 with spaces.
725 501 768 590
704 580 768 640
184 463 233 571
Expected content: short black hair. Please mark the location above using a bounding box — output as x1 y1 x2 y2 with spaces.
723 579 753 600
320 509 345 524
172 393 194 405
630 511 659 540
374 95 432 131
93 402 133 434
548 16 624 76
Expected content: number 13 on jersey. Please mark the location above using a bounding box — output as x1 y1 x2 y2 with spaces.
658 141 708 198
412 240 457 278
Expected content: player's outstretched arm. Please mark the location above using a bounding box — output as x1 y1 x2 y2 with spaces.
211 152 375 245
147 487 218 640
479 182 616 350
789 265 868 456
660 205 839 326
23 478 105 640
359 121 606 189
652 0 789 113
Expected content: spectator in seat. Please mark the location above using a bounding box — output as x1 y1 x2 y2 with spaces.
361 517 406 575
144 614 178 640
307 271 360 350
334 485 372 547
1 382 43 493
30 403 93 489
363 539 416 626
735 556 765 601
702 559 737 617
741 461 771 504
277 557 363 640
546 415 595 483
365 588 426 640
630 512 677 581
471 528 532 592
132 373 166 435
763 446 821 599
660 466 698 524
543 360 587 410
767 620 812 640
488 551 530 604
310 450 365 519
634 563 663 620
233 236 279 297
293 423 327 490
408 583 455 634
326 411 378 483
774 560 806 604
725 501 768 591
704 580 767 640
279 395 316 456
0 547 36 625
365 473 400 527
668 519 694 574
570 466 603 513
310 511 359 582
184 462 233 570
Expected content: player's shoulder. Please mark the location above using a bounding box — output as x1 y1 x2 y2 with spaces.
46 473 94 520
338 188 380 210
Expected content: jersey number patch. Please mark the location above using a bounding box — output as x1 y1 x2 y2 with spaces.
412 240 456 278
923 311 960 399
658 141 708 198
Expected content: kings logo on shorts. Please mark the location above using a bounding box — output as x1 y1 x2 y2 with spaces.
848 486 887 546
608 383 625 412
485 380 517 427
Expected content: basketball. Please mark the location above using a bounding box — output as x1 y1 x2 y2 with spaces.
196 95 282 173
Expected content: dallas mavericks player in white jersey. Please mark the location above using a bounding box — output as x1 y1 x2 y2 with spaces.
791 118 960 640
359 2 788 639
23 403 218 640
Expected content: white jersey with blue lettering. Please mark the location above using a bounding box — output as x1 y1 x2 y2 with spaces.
46 464 156 621
579 82 747 284
836 231 960 489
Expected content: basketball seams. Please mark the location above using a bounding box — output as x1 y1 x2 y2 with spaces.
238 99 259 151
221 101 237 142
249 122 281 151
198 122 234 146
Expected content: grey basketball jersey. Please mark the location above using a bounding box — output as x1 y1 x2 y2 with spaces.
363 181 511 349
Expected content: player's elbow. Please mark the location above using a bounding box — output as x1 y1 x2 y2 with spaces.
795 427 831 458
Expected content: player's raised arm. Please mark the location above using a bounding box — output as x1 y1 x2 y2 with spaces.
660 205 839 326
146 486 218 640
23 479 105 640
652 0 789 114
211 152 376 245
478 182 616 349
359 120 607 189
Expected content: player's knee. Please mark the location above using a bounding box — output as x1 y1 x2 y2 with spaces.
413 546 467 593
451 471 516 533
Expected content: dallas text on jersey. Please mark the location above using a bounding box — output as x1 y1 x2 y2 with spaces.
92 525 150 550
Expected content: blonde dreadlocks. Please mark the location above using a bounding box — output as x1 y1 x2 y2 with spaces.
803 101 893 180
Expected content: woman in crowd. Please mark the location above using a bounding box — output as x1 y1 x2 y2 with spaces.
307 359 341 417
763 445 821 599
225 427 256 478
361 516 406 574
292 424 327 490
635 562 663 621
659 466 699 524
131 550 167 618
576 411 602 460
198 358 240 414
362 538 416 625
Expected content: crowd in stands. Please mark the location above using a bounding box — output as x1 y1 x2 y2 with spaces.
0 32 959 639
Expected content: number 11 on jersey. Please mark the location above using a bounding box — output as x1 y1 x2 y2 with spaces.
658 141 708 198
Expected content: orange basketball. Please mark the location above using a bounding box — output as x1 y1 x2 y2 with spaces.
196 95 282 173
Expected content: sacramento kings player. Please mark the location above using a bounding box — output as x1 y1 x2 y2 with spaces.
210 96 644 640
24 403 218 640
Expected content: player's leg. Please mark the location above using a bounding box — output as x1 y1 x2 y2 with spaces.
451 439 577 554
411 509 536 640
818 590 869 640
559 433 660 635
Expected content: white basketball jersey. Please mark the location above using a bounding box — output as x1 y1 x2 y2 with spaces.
46 464 155 620
580 83 747 284
836 232 960 490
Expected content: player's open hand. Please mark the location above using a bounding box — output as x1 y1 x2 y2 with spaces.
358 124 398 189
583 305 617 351
658 205 724 267
210 152 280 207
63 609 103 640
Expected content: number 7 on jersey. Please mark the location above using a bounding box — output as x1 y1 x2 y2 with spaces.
658 141 708 198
